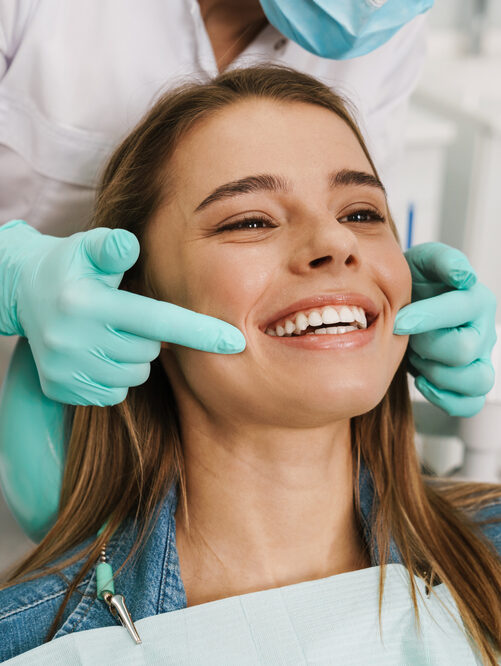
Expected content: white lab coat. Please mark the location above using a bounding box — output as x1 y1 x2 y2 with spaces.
0 0 427 238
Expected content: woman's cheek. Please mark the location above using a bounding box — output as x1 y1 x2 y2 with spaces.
383 246 412 366
395 251 412 308
371 239 412 312
189 244 276 323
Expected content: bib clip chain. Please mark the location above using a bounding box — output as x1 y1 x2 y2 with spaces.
96 525 142 645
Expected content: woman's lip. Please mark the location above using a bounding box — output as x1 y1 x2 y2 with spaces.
261 292 380 331
261 313 379 350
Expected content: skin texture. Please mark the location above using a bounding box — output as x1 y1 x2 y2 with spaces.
144 99 411 606
197 0 267 71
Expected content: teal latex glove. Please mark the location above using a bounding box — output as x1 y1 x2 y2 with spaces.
0 337 64 542
0 220 246 406
394 242 497 417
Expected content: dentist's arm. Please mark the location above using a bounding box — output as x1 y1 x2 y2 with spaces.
0 336 65 542
0 220 245 539
394 242 497 417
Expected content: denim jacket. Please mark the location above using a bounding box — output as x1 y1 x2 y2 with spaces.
1 459 500 663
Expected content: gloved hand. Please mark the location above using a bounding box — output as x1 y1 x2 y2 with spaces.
394 242 497 417
0 220 246 406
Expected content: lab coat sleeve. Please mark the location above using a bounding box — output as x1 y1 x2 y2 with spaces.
0 0 39 79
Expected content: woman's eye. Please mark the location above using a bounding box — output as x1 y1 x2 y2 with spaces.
338 209 385 223
215 209 384 233
218 217 275 232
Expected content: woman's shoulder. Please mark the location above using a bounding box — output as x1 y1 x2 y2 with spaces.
0 543 93 663
0 504 178 662
0 570 94 662
470 499 501 557
427 476 501 558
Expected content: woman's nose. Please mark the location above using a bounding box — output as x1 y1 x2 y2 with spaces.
288 214 360 275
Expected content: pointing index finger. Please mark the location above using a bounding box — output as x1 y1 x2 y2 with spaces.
101 289 246 353
394 284 486 335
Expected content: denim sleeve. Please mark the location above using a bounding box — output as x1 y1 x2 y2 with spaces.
0 572 93 662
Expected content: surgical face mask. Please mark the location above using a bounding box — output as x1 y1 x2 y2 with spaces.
258 0 434 60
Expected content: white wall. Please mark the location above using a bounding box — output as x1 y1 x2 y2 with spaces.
429 0 501 29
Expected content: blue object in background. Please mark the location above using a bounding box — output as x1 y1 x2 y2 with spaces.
406 202 414 250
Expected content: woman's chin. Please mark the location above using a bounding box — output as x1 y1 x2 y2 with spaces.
259 387 386 426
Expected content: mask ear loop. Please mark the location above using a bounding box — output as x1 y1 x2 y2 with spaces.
96 522 142 644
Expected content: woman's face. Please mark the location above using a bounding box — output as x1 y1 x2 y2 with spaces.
145 99 411 427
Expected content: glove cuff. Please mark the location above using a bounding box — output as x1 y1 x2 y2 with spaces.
0 221 43 336
0 219 31 233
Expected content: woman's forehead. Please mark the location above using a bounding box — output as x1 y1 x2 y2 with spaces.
170 99 373 196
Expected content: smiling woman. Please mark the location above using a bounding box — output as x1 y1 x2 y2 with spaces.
1 66 500 665
144 90 411 430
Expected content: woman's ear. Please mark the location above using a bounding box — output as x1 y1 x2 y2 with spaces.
161 341 171 350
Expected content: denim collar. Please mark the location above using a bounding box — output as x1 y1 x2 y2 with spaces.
53 456 401 639
357 457 403 566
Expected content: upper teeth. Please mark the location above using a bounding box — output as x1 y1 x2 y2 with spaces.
266 304 368 336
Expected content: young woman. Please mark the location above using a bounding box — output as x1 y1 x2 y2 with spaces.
1 65 500 665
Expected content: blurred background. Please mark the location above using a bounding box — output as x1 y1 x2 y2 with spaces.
389 0 501 492
1 0 501 571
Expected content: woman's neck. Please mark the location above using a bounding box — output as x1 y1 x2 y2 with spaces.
174 418 371 607
197 0 268 72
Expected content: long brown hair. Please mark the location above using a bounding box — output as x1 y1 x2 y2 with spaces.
3 66 501 663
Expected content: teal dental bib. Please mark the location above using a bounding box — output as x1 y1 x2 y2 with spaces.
4 563 485 665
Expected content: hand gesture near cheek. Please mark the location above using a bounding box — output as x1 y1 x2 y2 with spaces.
0 219 246 539
393 242 496 417
0 220 246 406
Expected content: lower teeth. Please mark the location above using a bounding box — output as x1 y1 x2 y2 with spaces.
305 325 357 335
265 323 363 336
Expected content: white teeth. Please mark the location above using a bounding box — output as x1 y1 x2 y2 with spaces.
321 306 340 325
308 310 323 327
355 307 367 328
311 325 358 336
339 306 354 323
329 325 357 334
295 312 309 333
265 303 370 336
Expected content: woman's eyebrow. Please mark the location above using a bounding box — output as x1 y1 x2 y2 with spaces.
331 169 386 196
194 174 289 212
194 169 385 213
